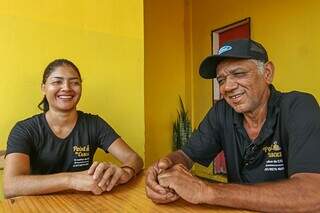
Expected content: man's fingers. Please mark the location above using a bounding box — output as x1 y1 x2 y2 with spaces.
146 168 168 194
180 167 193 176
88 161 99 175
157 165 191 189
158 173 171 188
145 186 179 204
175 163 189 171
158 158 173 171
173 164 193 176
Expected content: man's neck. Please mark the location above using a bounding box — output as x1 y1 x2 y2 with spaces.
243 88 270 141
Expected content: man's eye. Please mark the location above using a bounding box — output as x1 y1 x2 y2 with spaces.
233 71 247 77
217 79 225 85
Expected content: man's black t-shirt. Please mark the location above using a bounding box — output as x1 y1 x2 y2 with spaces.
182 85 320 183
6 111 120 174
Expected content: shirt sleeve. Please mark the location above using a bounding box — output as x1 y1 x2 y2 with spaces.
6 122 33 156
181 106 222 167
95 116 120 152
285 93 320 176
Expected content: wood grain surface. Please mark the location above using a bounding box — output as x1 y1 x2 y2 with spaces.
0 172 254 212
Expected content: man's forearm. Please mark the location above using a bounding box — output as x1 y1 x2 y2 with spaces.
204 173 320 213
166 150 194 169
4 173 71 198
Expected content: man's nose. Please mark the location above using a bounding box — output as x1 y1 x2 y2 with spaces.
224 76 237 91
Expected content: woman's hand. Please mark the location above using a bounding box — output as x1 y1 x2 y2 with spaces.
88 161 134 192
68 170 103 195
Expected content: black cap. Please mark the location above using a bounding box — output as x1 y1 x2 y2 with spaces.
199 39 268 79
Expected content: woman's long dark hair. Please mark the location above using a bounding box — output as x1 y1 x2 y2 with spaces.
38 59 82 112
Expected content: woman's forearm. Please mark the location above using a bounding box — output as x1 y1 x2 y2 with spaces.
4 172 72 198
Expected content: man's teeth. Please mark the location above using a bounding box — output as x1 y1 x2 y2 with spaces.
231 94 242 99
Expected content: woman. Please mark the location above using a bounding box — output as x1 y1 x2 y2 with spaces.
4 59 143 198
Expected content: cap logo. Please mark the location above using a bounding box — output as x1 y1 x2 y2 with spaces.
218 45 232 55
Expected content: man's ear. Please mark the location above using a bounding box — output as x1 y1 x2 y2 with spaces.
263 61 274 84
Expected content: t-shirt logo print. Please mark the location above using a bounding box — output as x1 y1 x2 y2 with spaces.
272 141 281 151
263 141 282 157
72 145 90 168
73 145 90 157
263 141 284 172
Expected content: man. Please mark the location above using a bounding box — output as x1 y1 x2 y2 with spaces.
145 39 320 212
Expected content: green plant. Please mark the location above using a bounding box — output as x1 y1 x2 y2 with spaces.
172 97 192 151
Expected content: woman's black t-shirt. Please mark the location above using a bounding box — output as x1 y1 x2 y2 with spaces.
6 111 120 174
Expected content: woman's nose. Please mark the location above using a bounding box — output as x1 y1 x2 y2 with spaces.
61 81 71 90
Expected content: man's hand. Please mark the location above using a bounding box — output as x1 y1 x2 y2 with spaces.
158 164 207 204
88 161 133 192
145 158 180 203
68 170 103 195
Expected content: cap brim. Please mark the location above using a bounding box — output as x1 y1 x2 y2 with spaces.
199 55 251 79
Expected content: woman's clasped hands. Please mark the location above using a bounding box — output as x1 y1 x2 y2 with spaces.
69 161 134 195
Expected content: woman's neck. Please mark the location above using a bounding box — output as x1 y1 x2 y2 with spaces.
45 109 78 126
45 109 78 139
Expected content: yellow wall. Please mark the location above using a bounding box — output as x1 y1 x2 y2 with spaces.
144 0 320 166
191 0 320 125
3 0 318 169
0 0 145 162
144 0 191 166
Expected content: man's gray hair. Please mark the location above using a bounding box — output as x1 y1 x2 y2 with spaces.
250 59 265 75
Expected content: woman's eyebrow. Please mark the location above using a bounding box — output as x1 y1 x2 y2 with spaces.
50 76 80 80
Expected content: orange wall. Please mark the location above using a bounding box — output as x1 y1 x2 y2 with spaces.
144 0 191 166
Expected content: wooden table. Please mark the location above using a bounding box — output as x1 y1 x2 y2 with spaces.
0 172 253 212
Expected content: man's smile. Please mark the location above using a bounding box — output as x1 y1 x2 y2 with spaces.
228 92 245 103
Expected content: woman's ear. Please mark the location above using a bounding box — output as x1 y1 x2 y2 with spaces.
263 61 275 84
41 84 46 95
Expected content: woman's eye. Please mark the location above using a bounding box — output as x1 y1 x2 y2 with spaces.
51 81 62 85
71 81 81 86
